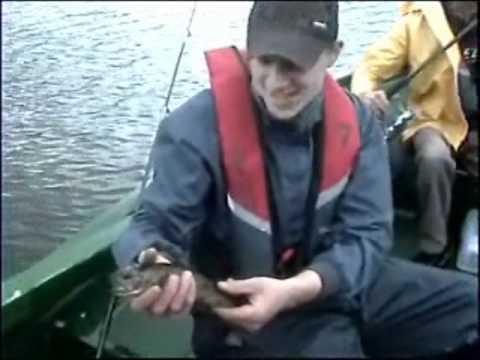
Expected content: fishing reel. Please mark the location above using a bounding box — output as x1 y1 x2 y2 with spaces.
384 108 415 141
381 94 416 142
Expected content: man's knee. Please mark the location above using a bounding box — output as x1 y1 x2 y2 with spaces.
415 151 456 178
413 128 453 163
457 274 478 315
454 274 479 345
415 269 478 350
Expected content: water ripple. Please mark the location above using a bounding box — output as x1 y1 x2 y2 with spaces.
1 1 399 279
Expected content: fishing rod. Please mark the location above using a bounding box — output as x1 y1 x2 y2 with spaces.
95 2 198 358
385 17 477 99
95 295 118 358
135 1 198 207
164 0 197 115
383 17 477 140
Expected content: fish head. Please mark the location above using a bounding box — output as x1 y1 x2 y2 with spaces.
112 265 150 297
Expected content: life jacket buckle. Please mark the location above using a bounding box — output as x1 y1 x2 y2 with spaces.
276 247 300 278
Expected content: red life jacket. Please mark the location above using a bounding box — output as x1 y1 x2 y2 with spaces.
205 46 360 277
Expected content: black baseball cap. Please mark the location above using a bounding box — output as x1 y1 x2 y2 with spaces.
247 1 339 70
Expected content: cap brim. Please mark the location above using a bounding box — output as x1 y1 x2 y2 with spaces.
248 30 324 70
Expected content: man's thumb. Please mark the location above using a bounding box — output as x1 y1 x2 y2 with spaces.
217 278 255 295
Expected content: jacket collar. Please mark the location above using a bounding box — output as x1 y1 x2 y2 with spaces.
405 1 461 70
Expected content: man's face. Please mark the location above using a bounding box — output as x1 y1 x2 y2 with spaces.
248 44 341 120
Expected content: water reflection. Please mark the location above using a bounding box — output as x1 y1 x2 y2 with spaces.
1 1 399 279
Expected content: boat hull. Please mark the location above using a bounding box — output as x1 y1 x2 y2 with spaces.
2 74 475 358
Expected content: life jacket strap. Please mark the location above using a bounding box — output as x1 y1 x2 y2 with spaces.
276 247 302 278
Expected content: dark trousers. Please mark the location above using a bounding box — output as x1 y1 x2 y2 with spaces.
388 127 457 254
211 257 478 358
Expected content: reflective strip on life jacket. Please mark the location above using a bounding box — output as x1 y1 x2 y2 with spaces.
316 173 349 209
227 194 272 234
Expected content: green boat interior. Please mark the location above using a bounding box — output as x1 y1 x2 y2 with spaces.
2 74 477 358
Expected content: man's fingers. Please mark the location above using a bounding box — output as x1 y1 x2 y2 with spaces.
214 304 253 322
170 271 194 313
362 91 389 116
151 274 180 314
186 281 197 312
185 272 196 312
372 92 389 111
176 278 197 316
217 278 258 295
131 286 161 312
369 97 384 112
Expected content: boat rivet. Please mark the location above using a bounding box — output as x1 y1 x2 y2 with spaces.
54 320 66 328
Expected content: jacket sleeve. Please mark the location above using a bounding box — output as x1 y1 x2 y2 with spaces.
351 15 410 95
111 114 213 269
306 96 394 302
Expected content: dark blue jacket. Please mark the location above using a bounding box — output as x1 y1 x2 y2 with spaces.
112 87 394 352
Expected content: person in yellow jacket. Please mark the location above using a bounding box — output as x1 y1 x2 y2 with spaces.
351 1 478 266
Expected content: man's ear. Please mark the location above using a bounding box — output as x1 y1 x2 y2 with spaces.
239 49 254 68
326 40 343 67
238 48 249 61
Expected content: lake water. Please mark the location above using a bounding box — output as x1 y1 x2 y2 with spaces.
1 1 400 280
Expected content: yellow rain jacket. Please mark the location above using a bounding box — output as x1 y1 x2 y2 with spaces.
351 1 469 150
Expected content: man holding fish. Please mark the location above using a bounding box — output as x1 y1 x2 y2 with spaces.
113 1 477 357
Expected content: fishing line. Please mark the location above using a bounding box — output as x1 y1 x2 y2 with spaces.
164 1 197 115
96 2 198 358
135 1 198 210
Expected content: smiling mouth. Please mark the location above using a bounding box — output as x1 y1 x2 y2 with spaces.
272 87 302 101
271 95 300 108
272 88 300 98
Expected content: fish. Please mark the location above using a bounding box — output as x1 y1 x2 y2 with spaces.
112 251 247 315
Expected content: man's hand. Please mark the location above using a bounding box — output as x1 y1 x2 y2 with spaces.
213 270 322 333
360 90 390 118
129 248 197 317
